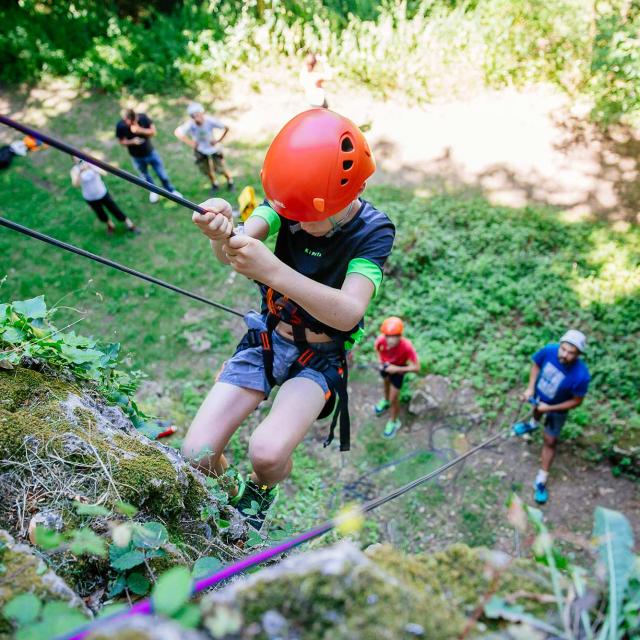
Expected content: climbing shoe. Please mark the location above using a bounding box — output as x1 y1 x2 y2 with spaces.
512 420 539 436
383 419 401 439
235 481 279 531
374 399 390 416
225 469 246 507
534 482 548 505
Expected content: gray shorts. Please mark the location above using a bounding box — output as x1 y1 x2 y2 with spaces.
543 411 568 438
217 311 341 398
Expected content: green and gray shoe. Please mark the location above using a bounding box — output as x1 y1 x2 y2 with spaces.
383 419 401 439
235 480 280 531
374 399 390 416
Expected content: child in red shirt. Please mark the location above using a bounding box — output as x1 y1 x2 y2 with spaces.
374 317 420 438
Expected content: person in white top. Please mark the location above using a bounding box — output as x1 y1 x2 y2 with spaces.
174 102 235 196
70 158 138 235
300 52 331 108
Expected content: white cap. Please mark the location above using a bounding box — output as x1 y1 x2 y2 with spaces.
560 329 587 353
187 102 205 116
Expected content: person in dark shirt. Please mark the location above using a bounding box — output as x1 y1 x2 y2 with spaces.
512 329 591 504
115 109 182 203
182 109 395 530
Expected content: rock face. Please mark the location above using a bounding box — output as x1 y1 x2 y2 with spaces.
0 367 217 523
0 366 237 597
199 542 546 640
0 530 90 635
88 615 209 640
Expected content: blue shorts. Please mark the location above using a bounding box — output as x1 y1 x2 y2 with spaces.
543 411 568 438
217 311 342 398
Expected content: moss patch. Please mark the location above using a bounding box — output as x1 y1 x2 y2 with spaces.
201 542 553 640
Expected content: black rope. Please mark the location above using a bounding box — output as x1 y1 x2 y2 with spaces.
0 217 245 317
0 115 209 215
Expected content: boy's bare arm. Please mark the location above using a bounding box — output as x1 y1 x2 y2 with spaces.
223 233 373 331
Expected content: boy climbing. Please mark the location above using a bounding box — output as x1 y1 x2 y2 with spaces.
512 329 591 505
374 317 420 438
181 109 395 530
174 102 235 196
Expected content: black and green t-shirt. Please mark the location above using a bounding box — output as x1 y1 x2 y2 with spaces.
250 199 395 342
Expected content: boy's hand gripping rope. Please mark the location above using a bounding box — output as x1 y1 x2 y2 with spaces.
0 115 235 236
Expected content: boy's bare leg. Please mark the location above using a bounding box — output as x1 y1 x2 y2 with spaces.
389 384 401 421
383 376 391 401
248 377 326 487
182 382 264 476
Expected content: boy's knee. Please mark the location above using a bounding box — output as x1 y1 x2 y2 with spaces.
248 437 287 474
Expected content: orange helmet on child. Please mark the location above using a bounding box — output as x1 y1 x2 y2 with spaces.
261 109 376 222
380 317 404 336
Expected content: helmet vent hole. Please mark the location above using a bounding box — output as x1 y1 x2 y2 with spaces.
340 178 349 185
341 137 354 152
342 160 353 170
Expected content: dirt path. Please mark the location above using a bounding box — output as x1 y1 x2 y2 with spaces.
319 371 639 553
219 71 640 226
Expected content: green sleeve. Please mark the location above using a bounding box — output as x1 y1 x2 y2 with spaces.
346 258 383 297
249 205 281 238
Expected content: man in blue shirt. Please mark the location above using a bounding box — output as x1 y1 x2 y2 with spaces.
512 329 591 504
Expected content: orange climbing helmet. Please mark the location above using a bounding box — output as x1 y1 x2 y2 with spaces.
261 109 376 222
380 317 404 336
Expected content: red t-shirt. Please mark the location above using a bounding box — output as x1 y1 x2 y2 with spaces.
375 335 418 366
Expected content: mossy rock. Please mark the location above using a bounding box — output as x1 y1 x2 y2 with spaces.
0 367 217 522
199 542 552 640
0 366 237 598
0 530 90 636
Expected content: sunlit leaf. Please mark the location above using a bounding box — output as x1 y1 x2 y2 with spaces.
152 566 193 616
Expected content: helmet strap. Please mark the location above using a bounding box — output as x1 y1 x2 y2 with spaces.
325 199 359 238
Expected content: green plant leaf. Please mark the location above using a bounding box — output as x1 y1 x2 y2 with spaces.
74 502 110 517
246 529 263 548
593 507 635 637
68 529 107 557
108 574 127 598
133 521 168 548
172 603 201 628
34 527 63 550
192 556 223 579
127 572 151 595
114 501 138 517
484 596 563 635
13 296 47 319
2 593 42 625
59 344 103 364
152 566 193 616
1 327 25 344
110 549 145 571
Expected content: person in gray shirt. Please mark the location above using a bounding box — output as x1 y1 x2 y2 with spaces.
71 158 139 235
175 102 235 195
